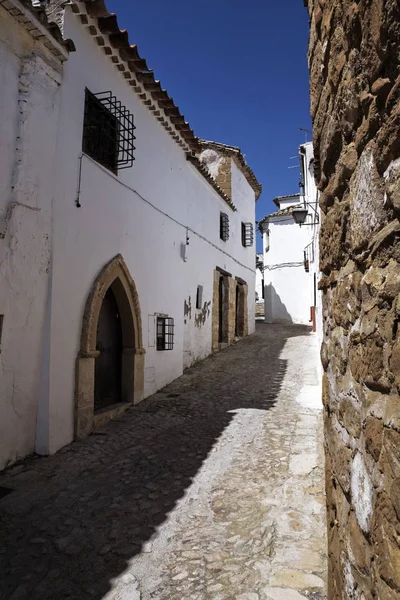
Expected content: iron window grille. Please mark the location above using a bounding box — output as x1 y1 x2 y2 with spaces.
220 212 230 241
303 240 314 272
156 317 175 351
241 222 254 247
82 88 136 174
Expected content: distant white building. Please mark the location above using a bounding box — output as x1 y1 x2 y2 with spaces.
259 142 321 332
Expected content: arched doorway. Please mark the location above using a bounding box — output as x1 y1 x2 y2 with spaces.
75 255 145 439
94 287 123 411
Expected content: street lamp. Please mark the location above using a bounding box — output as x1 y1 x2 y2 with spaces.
292 203 319 226
292 207 309 225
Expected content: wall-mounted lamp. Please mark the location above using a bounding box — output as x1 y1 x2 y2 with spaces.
292 203 319 226
292 207 309 225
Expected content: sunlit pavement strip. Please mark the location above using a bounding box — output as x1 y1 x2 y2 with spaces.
117 332 327 600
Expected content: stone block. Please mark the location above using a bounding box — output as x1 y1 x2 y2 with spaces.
347 511 371 573
371 77 392 98
372 495 400 589
383 428 400 480
348 146 387 251
327 426 352 494
75 406 94 439
390 333 400 392
375 578 400 600
389 478 400 521
338 397 361 439
363 416 383 462
319 201 350 274
349 333 389 391
75 357 95 409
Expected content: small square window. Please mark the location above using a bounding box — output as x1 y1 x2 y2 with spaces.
220 212 229 242
156 316 174 351
196 285 203 309
241 222 254 247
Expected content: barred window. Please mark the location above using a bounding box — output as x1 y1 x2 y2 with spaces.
82 89 136 174
156 317 174 351
241 222 254 247
220 212 229 242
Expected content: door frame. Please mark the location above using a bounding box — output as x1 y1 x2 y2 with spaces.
212 267 231 352
75 254 145 439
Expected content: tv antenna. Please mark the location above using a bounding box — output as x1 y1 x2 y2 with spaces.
299 127 312 142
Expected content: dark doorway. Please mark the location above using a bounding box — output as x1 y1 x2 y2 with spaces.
235 283 245 338
218 276 223 343
94 287 122 411
235 284 240 337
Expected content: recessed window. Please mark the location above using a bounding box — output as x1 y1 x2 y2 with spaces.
241 222 254 247
82 89 136 174
0 315 3 351
220 212 229 242
196 285 203 309
156 316 174 351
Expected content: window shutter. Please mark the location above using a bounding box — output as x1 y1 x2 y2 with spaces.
220 213 230 241
241 222 254 247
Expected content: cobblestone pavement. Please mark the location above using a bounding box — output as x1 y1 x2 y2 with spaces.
0 323 327 600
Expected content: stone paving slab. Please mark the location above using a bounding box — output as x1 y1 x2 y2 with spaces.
0 323 327 600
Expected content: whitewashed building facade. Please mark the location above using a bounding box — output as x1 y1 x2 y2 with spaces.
259 142 321 329
0 0 261 469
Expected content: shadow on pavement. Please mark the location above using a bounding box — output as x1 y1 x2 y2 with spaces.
0 323 311 600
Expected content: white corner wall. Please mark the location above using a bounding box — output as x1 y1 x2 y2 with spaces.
0 9 62 469
263 218 314 325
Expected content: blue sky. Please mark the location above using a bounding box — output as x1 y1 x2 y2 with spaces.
106 0 312 250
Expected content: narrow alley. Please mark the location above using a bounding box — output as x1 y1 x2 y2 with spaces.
0 324 327 600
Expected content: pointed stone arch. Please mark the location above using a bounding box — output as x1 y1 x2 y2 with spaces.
75 254 145 439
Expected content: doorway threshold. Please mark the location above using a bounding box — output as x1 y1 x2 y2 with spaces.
93 401 132 430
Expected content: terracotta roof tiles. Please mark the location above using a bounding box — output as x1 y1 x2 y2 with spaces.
273 193 301 207
258 204 303 231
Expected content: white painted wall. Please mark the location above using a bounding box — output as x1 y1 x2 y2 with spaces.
263 218 313 324
0 8 63 469
278 195 301 210
301 142 323 365
262 143 320 328
35 7 257 455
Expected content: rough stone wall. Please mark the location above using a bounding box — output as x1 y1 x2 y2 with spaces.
307 1 400 598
